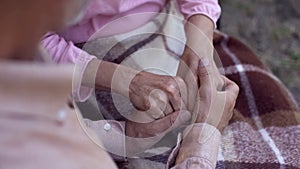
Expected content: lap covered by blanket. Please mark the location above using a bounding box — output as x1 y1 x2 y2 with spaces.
77 2 300 169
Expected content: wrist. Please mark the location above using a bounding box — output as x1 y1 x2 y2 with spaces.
93 60 137 96
113 65 139 97
184 15 214 59
186 14 214 39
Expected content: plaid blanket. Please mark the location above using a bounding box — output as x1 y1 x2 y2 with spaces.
78 2 300 169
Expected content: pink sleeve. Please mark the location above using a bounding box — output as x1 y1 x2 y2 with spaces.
176 0 221 28
42 33 96 102
168 123 221 169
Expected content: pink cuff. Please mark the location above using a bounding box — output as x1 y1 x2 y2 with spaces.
42 33 96 102
72 52 96 102
177 0 221 28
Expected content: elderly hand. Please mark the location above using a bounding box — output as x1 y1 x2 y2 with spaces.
126 110 191 138
89 60 187 120
194 60 239 132
129 71 187 119
125 109 191 156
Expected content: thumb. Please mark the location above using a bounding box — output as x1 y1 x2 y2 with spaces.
197 58 212 86
223 76 239 99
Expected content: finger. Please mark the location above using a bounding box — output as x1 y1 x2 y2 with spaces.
223 76 236 88
216 74 225 91
175 77 188 109
164 103 174 116
177 55 198 112
178 65 198 110
147 101 165 119
177 48 198 77
147 89 168 119
197 58 212 86
169 77 189 111
167 83 182 112
182 69 198 111
218 76 225 91
212 63 225 91
130 93 150 111
128 110 156 123
222 76 239 99
167 110 192 131
222 77 239 112
153 110 192 133
177 60 189 78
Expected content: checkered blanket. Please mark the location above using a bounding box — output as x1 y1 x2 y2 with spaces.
79 2 300 168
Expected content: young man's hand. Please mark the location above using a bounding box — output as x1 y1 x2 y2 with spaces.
177 14 224 112
194 60 239 132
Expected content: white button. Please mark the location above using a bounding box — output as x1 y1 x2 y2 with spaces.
57 110 67 123
104 123 111 131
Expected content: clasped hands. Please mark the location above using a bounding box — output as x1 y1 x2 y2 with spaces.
125 56 239 139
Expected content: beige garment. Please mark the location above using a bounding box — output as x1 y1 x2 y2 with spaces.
0 62 117 169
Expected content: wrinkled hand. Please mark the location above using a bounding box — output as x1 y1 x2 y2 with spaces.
126 110 191 138
129 71 187 119
194 60 239 132
125 110 191 156
177 47 224 111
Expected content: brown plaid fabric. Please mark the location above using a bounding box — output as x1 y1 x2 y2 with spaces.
213 31 300 169
78 2 300 168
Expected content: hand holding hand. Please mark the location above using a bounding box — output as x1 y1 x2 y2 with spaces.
129 71 187 119
126 110 191 138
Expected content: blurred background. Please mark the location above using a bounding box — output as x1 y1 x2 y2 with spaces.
220 0 300 105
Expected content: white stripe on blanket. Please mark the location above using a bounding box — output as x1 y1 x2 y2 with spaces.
221 64 298 108
259 129 285 164
220 33 286 167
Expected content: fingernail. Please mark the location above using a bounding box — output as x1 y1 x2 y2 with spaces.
199 58 210 68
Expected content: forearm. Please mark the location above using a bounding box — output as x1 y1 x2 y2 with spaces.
82 59 139 97
184 14 214 59
186 15 214 39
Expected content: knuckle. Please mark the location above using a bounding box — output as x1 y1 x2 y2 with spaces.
154 90 168 102
227 99 237 111
166 81 178 94
233 84 240 96
174 76 185 85
198 69 210 78
169 115 177 127
143 99 151 110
